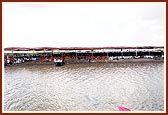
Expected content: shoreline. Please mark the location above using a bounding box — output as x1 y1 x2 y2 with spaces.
4 58 164 67
66 58 164 63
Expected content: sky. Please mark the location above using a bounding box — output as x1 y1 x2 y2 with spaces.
2 2 166 48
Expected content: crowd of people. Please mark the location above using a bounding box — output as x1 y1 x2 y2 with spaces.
4 54 110 66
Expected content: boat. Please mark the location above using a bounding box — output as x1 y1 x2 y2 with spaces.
54 58 64 66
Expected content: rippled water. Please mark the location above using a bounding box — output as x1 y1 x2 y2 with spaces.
4 61 164 111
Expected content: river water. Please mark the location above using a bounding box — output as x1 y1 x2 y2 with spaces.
3 61 164 111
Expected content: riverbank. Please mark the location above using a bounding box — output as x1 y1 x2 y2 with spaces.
65 58 164 64
4 58 164 67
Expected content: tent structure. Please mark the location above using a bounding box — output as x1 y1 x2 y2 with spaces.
4 46 164 51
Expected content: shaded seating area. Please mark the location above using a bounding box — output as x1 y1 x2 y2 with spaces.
4 46 164 66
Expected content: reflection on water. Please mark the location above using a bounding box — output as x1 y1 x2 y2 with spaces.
4 62 164 111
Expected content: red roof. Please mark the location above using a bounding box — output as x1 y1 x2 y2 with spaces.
4 46 164 51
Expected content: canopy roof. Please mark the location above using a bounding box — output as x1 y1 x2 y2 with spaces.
4 46 164 51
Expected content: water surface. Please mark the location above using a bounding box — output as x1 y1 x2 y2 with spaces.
4 61 164 111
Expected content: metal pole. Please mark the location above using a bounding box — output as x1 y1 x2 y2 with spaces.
52 50 53 56
136 48 137 57
122 50 123 58
12 49 13 56
76 50 77 59
106 51 108 62
44 49 45 57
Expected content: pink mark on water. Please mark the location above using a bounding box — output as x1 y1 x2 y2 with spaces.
118 106 130 111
